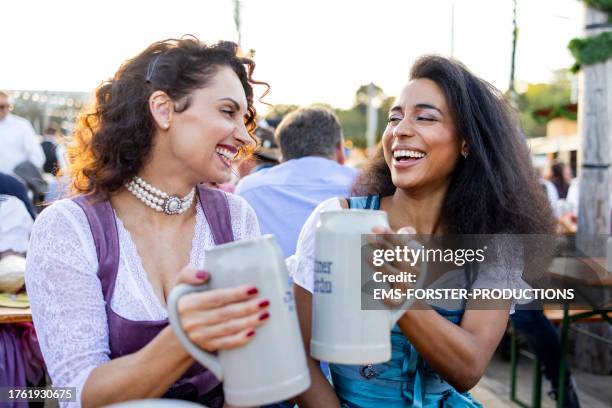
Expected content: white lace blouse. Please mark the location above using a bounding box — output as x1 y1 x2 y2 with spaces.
25 193 260 407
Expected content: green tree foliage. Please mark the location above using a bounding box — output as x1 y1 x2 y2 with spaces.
336 108 367 147
353 83 384 115
335 84 393 148
516 70 572 137
568 0 612 71
568 31 612 72
267 71 571 144
584 0 612 15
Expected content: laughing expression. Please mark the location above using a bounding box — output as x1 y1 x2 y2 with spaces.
382 78 462 192
167 66 253 184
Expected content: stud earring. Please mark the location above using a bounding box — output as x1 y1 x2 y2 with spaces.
163 122 169 129
461 142 469 159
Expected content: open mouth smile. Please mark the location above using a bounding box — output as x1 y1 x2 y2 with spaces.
215 144 238 168
392 148 427 168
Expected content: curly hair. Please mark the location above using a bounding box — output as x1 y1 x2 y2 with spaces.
353 55 555 235
68 36 268 195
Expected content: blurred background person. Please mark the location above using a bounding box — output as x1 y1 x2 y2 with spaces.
511 305 581 407
511 162 580 407
536 164 559 216
567 177 579 213
40 125 68 176
217 126 281 194
0 90 45 175
0 90 47 207
236 126 280 178
551 162 572 200
0 172 36 219
39 125 70 205
551 162 577 234
236 107 358 258
0 195 33 257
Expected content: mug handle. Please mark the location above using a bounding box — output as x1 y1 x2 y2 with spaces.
167 283 224 380
387 240 428 329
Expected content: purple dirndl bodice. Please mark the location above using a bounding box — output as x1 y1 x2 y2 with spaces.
73 185 234 407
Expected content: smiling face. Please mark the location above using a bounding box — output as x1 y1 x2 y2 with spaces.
165 66 253 184
382 78 463 192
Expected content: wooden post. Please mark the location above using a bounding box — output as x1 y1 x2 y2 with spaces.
508 0 518 96
576 5 612 257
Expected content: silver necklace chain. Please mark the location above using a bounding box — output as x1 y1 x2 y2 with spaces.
125 176 196 215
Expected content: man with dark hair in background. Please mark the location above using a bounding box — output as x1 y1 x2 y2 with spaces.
40 125 67 176
237 126 280 178
236 107 357 258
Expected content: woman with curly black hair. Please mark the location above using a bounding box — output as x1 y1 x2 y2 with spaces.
291 55 555 407
25 37 270 407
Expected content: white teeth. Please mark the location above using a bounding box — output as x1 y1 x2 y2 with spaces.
215 147 235 161
393 149 426 159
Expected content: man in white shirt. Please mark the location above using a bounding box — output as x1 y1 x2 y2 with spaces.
0 90 45 175
0 195 33 255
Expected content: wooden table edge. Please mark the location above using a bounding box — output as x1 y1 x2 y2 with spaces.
0 307 32 324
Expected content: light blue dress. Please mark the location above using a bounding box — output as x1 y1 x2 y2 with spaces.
332 196 483 408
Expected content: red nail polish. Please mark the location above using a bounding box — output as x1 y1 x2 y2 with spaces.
246 287 258 295
196 270 209 280
258 300 270 308
259 312 270 321
246 330 256 337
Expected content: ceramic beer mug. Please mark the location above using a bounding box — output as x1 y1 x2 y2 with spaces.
168 235 310 407
311 209 427 364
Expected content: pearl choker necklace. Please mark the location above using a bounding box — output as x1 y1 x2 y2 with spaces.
126 176 196 215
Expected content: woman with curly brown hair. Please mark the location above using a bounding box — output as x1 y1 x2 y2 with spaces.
291 56 555 407
25 37 270 407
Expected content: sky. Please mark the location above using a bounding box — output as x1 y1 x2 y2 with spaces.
0 0 583 111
